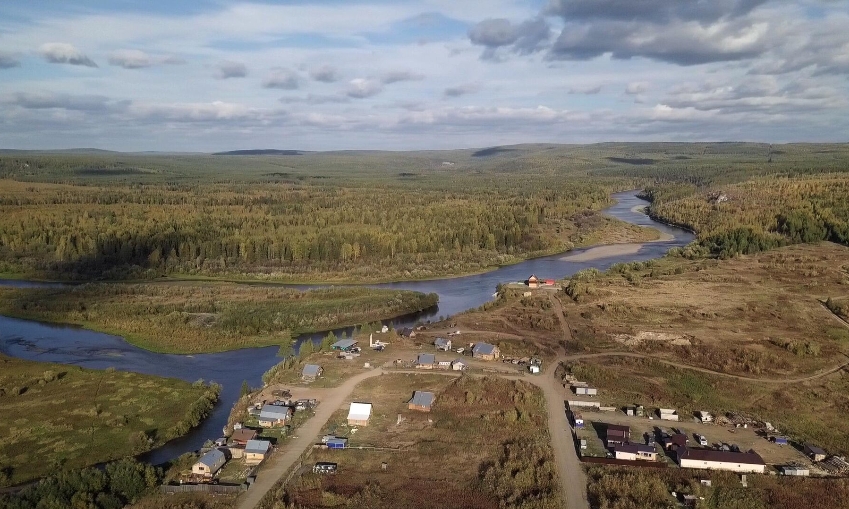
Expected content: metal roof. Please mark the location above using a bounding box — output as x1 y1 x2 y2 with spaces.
678 447 765 465
331 339 358 349
434 338 450 346
231 429 257 441
244 440 271 454
348 402 372 420
615 443 657 454
198 448 225 467
417 353 436 364
805 444 826 455
302 364 322 376
472 342 497 355
259 405 291 420
409 391 435 408
607 424 630 434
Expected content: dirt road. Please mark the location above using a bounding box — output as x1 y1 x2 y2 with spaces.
235 367 385 509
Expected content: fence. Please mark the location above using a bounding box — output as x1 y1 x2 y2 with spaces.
580 456 668 469
161 484 246 494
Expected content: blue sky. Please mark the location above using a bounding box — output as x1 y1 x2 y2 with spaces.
0 0 847 151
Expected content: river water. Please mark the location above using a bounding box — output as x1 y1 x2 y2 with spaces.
0 191 693 465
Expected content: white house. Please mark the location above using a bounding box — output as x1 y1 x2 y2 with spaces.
529 365 541 374
192 449 226 477
452 359 467 371
678 448 766 474
614 444 658 461
347 402 373 426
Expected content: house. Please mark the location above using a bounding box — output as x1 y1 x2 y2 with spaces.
331 339 358 351
452 359 467 371
244 440 272 465
606 424 630 447
408 391 435 412
804 444 827 462
782 466 810 476
659 408 679 421
697 411 713 423
573 386 598 396
302 364 323 382
258 405 292 427
614 443 658 461
230 428 257 446
472 343 501 361
326 438 348 449
347 402 372 426
664 434 688 450
527 275 540 288
529 364 541 374
398 327 416 338
573 413 584 428
434 338 452 351
416 353 436 369
192 449 226 477
677 448 766 473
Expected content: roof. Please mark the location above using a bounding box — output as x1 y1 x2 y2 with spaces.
347 402 372 421
197 449 225 467
472 343 497 355
615 444 657 455
606 424 630 434
331 339 357 349
452 358 466 364
409 391 435 408
327 438 347 445
678 448 765 465
805 444 826 455
231 429 257 441
245 440 271 454
434 337 450 347
528 274 539 281
259 405 291 420
417 353 436 364
668 434 688 447
302 364 322 376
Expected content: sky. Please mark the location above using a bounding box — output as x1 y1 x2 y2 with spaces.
0 0 848 151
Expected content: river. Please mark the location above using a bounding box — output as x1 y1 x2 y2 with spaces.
0 191 693 465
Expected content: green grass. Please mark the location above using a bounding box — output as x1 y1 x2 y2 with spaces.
0 284 437 354
0 355 217 485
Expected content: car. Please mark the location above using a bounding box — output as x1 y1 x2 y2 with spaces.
698 435 708 446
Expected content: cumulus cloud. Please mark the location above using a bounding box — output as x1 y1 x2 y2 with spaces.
128 100 275 122
108 49 153 69
5 91 120 112
444 83 481 98
544 0 769 24
468 17 552 60
347 78 383 98
381 70 425 84
263 68 300 89
40 43 97 67
568 84 603 94
0 52 21 69
309 65 341 83
625 82 649 95
279 93 349 105
215 61 247 79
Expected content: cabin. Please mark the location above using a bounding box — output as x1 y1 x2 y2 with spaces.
472 342 500 361
347 402 372 426
614 443 658 461
678 448 766 473
452 359 467 371
408 391 435 412
527 275 540 288
331 339 358 351
805 444 827 462
192 449 226 477
258 405 293 427
244 439 272 465
606 424 630 447
302 364 323 382
230 428 257 446
416 353 436 369
434 337 452 351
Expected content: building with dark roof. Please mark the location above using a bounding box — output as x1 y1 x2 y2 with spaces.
678 448 766 473
614 443 658 461
416 353 436 369
606 424 630 447
331 339 358 351
472 342 500 361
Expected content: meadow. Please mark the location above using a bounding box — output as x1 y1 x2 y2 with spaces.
0 355 218 485
0 284 437 353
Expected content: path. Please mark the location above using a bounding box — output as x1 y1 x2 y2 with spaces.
235 367 385 509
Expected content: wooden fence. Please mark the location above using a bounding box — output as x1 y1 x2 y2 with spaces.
161 483 246 494
580 456 668 469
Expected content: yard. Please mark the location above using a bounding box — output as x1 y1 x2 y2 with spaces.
266 374 562 509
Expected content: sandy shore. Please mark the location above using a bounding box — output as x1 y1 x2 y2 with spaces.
630 204 649 214
560 243 644 262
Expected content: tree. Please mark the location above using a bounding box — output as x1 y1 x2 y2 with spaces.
240 380 251 398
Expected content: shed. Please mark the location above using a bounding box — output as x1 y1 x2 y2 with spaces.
230 428 257 446
527 275 540 288
192 449 226 477
614 443 658 462
659 408 679 421
771 436 788 446
408 391 435 412
452 359 467 371
580 439 587 449
472 343 500 361
574 386 598 396
258 405 292 427
302 364 323 382
416 353 436 369
244 440 272 465
327 438 348 449
347 402 372 426
434 338 452 351
782 466 810 476
573 413 584 428
331 339 358 351
606 424 630 446
804 444 827 462
398 327 416 338
529 364 541 374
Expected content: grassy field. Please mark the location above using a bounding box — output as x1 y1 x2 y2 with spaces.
0 284 437 353
0 355 218 485
562 242 849 376
259 374 560 509
586 466 849 509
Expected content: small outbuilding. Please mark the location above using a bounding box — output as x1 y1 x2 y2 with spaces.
573 386 598 396
527 275 540 288
326 438 348 449
805 444 827 462
771 436 788 446
472 343 501 361
573 413 584 428
302 364 323 382
347 402 372 426
416 353 436 369
452 359 467 371
697 411 713 423
258 405 293 427
192 449 226 477
659 408 679 421
408 391 435 412
529 364 541 374
244 440 272 465
331 339 358 351
782 466 810 476
434 338 452 351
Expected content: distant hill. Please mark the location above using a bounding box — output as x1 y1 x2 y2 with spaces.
212 149 304 156
0 148 119 155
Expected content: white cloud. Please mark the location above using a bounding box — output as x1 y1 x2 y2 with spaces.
215 61 247 79
108 49 152 69
40 43 97 67
263 68 300 89
347 78 383 98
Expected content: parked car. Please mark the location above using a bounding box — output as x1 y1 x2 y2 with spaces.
698 435 708 447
